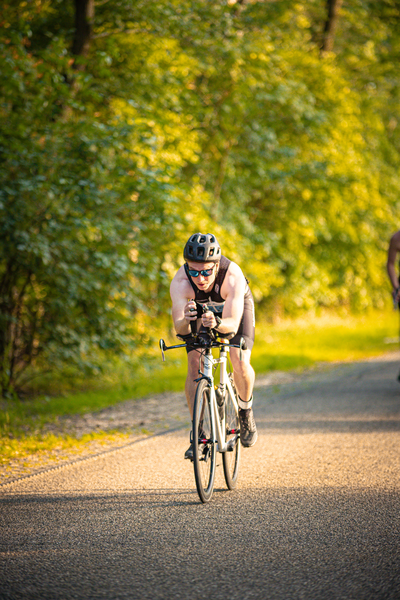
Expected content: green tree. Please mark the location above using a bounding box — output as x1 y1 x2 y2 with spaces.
2 0 400 397
0 3 183 396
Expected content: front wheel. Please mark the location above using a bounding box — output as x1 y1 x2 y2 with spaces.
193 379 216 503
222 376 241 489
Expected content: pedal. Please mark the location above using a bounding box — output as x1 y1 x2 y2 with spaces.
200 446 210 462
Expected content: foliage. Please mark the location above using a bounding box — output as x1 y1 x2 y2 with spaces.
1 0 400 395
0 8 183 395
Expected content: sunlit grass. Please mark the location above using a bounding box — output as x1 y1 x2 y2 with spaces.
252 309 399 373
1 308 398 464
0 431 130 469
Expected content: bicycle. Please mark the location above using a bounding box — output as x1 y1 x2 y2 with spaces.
159 326 246 503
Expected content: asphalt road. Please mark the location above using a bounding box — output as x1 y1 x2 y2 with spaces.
1 355 400 600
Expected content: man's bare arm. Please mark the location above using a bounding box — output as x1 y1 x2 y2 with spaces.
170 270 197 335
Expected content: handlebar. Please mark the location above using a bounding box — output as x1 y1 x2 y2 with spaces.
159 334 247 362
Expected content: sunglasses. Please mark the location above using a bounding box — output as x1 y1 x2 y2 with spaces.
187 265 215 278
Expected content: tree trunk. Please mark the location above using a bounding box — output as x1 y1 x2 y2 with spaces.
321 0 343 53
72 0 95 57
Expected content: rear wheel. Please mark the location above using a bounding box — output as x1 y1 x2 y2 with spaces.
193 379 216 503
222 376 241 489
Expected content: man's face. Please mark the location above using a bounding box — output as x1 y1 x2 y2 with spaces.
187 261 218 292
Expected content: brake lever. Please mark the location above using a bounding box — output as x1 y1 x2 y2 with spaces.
159 339 166 362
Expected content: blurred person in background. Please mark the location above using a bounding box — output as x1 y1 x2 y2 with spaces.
387 230 400 305
387 229 400 380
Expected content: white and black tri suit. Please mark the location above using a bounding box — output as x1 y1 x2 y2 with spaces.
184 255 255 352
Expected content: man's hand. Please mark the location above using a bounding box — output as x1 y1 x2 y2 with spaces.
201 310 218 329
184 299 197 323
393 288 400 304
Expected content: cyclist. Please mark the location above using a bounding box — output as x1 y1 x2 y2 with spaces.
387 230 400 305
387 230 400 381
170 232 257 459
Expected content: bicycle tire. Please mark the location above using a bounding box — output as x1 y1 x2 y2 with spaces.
193 379 216 503
222 376 241 490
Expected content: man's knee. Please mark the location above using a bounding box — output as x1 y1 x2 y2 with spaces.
187 351 199 377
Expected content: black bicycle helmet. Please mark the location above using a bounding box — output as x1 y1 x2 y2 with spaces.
183 233 221 263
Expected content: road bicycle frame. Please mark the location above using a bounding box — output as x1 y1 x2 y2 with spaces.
198 344 239 453
159 334 245 448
